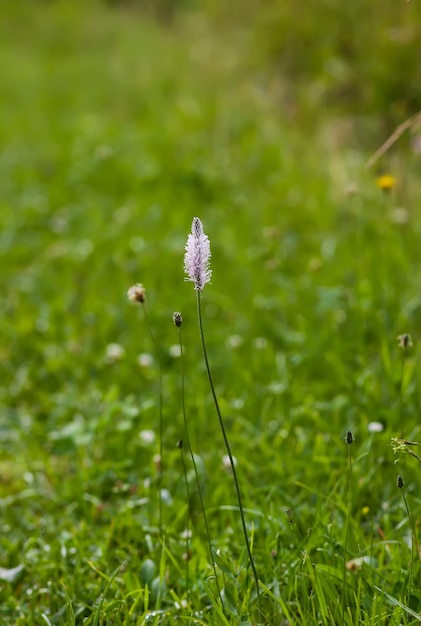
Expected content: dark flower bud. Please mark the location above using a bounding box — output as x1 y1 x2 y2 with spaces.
345 431 355 445
173 312 183 328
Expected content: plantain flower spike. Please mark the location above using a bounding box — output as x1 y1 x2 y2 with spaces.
184 217 212 291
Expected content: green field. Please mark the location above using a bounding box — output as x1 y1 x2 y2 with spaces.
1 1 421 624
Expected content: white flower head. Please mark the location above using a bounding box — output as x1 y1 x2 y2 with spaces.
127 283 145 303
184 217 212 291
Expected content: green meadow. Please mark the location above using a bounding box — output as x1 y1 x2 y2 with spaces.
1 1 421 624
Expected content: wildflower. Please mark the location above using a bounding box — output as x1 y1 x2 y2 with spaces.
397 333 413 349
137 353 153 368
139 430 156 444
376 174 396 191
168 344 182 358
226 334 243 348
222 454 237 471
184 217 212 291
105 343 125 363
367 421 384 433
390 207 409 225
345 431 355 445
127 283 146 303
172 312 183 327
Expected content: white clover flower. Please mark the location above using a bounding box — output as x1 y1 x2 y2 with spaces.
168 344 182 358
105 343 125 363
137 353 153 368
127 283 145 303
368 421 384 433
139 430 156 444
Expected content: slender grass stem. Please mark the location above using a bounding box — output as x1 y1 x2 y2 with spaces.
342 432 354 625
399 350 405 435
142 304 164 537
196 291 261 616
175 321 222 604
397 475 415 604
178 440 190 596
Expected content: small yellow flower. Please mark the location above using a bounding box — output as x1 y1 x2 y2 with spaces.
376 174 396 191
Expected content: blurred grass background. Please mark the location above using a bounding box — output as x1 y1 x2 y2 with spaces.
1 0 421 622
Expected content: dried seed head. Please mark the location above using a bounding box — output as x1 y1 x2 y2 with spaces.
127 283 146 303
345 431 355 445
173 312 183 327
397 333 413 349
397 475 404 489
177 439 183 449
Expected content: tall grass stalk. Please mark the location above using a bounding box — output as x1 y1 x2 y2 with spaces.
128 284 165 605
177 439 190 597
196 290 261 615
342 430 354 624
173 312 222 604
142 303 164 535
397 474 415 604
397 333 413 436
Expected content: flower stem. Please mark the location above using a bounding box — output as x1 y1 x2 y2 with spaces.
176 324 223 604
142 304 163 537
196 291 261 614
399 478 415 604
342 441 353 624
178 441 190 597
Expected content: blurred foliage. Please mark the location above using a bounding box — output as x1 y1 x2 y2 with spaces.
111 0 421 138
248 0 421 121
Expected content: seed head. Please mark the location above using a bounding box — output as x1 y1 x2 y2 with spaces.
184 217 212 291
345 431 355 445
127 283 146 304
397 333 413 349
173 312 183 327
397 475 404 489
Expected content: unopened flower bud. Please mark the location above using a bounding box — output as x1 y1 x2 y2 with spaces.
173 312 183 327
345 431 355 445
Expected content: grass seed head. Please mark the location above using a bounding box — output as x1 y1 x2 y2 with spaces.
397 333 413 349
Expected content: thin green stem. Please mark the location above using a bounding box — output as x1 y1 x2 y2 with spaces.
142 304 164 537
178 442 190 597
176 326 222 604
196 291 261 616
399 351 405 436
399 482 415 603
342 443 353 625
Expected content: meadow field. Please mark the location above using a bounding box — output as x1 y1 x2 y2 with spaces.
1 1 421 624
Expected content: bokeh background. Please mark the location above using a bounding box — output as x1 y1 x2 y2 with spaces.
1 1 421 622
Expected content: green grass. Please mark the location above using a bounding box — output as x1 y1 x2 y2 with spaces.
1 1 421 624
